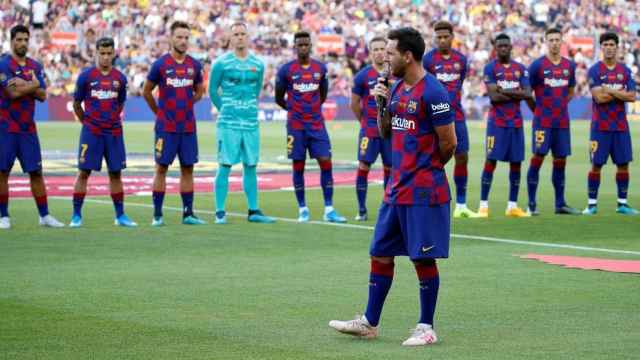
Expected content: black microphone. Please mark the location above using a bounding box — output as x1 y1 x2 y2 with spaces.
376 70 389 118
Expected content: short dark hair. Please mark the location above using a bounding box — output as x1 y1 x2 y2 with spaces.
294 31 311 41
387 27 425 61
495 33 511 42
599 31 619 45
368 36 386 47
96 37 115 50
545 27 562 37
433 21 453 34
10 24 30 40
170 21 190 34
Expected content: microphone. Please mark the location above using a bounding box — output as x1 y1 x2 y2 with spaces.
376 70 389 118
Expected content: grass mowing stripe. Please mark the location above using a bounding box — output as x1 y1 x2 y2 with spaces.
63 197 640 257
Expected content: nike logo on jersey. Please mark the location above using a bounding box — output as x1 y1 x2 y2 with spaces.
543 70 551 74
422 245 434 253
292 75 300 80
435 65 443 69
166 69 174 74
90 81 98 86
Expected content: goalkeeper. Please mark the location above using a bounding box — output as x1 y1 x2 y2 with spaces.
209 22 275 224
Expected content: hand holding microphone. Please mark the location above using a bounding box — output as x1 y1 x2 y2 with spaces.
373 70 390 117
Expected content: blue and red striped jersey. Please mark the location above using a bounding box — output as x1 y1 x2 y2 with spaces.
483 60 529 128
276 59 328 130
74 67 127 136
352 65 383 138
147 53 203 133
384 73 453 206
588 61 636 132
0 56 46 133
529 56 576 129
423 49 467 122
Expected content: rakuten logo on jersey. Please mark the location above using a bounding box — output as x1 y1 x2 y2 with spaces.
497 80 520 90
293 83 319 93
431 102 450 115
167 78 194 88
544 78 569 87
90 89 118 100
603 83 624 91
391 115 416 131
436 73 460 82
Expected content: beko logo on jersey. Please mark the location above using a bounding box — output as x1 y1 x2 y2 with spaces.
431 102 450 114
391 115 415 131
167 78 194 87
436 73 460 82
90 89 118 100
293 83 319 93
497 80 520 89
544 78 569 87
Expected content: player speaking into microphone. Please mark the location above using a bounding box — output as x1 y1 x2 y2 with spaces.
330 27 457 346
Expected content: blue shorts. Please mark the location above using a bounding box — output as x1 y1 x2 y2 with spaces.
486 123 524 162
0 130 42 173
531 127 571 158
155 131 199 166
357 129 391 166
454 121 470 154
370 202 451 260
287 127 331 160
78 126 127 172
590 130 633 166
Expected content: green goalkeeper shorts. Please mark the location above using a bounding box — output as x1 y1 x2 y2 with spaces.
216 127 260 166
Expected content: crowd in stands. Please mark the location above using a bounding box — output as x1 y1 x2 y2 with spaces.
1 0 639 114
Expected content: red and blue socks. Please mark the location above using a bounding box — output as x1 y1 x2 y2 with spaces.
415 260 439 326
508 162 521 203
527 155 544 211
480 160 496 202
587 171 600 206
364 260 394 327
34 195 49 217
0 193 8 217
552 158 567 208
318 159 333 207
616 170 629 205
292 160 306 208
453 164 468 205
181 191 194 217
111 192 124 218
152 191 165 218
72 192 86 217
356 168 369 215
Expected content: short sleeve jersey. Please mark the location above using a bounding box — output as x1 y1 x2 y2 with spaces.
423 49 467 122
588 61 636 132
276 59 328 130
147 53 203 133
528 56 576 129
0 56 46 133
385 73 454 206
74 67 128 136
483 60 530 128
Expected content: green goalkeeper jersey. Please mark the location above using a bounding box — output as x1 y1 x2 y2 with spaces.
209 52 264 130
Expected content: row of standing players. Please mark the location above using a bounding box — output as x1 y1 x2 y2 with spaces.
0 19 636 345
352 24 638 221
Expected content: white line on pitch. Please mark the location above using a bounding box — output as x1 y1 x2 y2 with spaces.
70 198 640 257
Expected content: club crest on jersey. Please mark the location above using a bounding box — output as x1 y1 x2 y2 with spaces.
113 80 120 88
454 62 461 70
617 73 624 80
313 72 321 80
187 67 194 76
407 100 418 114
563 69 569 76
515 70 521 78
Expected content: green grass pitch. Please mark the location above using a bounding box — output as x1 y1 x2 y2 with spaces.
1 120 639 359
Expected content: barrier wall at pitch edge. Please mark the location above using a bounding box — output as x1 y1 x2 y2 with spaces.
37 96 640 122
